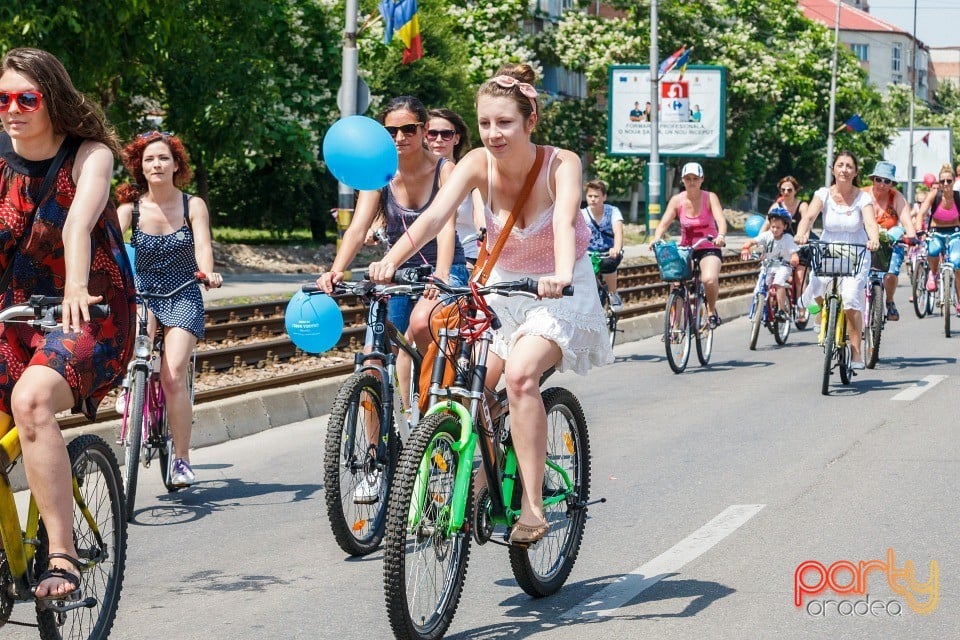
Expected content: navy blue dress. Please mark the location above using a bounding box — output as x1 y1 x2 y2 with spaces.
131 195 205 339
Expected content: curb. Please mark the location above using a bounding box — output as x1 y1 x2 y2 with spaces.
32 293 753 493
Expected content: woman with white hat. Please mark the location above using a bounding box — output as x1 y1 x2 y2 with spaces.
651 161 728 327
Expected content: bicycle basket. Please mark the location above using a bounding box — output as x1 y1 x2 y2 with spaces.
654 242 693 281
810 242 867 277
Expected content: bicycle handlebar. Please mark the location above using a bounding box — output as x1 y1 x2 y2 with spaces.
138 272 210 300
0 295 110 327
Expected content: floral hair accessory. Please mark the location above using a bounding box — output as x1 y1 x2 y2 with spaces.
491 75 538 114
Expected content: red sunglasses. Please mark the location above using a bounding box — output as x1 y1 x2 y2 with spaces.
0 91 43 113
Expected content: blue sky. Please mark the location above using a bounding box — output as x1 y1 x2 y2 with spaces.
867 0 960 48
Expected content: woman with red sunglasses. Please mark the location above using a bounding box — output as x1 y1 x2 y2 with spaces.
0 48 136 600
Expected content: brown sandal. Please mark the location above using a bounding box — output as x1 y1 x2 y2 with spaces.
509 520 550 546
32 553 83 602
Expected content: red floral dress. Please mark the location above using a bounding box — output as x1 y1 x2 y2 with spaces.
0 134 136 420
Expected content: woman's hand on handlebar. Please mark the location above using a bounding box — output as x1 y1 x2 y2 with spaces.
794 232 809 245
866 237 880 251
316 270 345 294
366 260 396 285
538 274 571 299
61 286 103 333
204 271 224 290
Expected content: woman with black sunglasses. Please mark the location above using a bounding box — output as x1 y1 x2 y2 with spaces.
426 107 483 271
0 47 136 600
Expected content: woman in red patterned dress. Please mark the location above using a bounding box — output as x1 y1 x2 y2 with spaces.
0 48 135 600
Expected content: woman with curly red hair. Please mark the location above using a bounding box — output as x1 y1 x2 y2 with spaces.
115 131 221 488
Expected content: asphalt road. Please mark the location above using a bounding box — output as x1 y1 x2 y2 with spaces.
4 279 957 639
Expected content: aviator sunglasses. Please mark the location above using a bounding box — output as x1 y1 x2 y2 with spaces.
0 91 43 113
385 122 422 138
872 176 893 185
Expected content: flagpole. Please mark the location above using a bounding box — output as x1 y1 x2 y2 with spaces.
905 0 918 202
824 0 842 188
647 0 661 238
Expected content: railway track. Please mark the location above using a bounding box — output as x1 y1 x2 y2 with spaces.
61 256 759 429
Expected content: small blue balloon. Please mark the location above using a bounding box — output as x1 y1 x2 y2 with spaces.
322 115 398 191
285 290 344 354
744 214 765 238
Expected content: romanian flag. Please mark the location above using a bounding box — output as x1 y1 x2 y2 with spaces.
658 45 686 77
379 0 423 64
843 114 868 133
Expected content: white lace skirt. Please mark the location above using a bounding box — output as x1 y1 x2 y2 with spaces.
486 255 615 375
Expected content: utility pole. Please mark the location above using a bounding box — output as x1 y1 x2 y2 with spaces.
906 0 918 202
337 0 360 250
647 0 661 237
824 0 842 188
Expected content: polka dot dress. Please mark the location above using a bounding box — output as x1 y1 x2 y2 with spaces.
132 196 205 339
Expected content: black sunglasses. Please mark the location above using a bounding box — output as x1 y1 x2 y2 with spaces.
872 177 893 185
426 129 456 141
384 122 422 138
940 178 954 185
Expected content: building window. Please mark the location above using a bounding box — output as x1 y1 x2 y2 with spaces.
892 44 901 72
850 44 868 61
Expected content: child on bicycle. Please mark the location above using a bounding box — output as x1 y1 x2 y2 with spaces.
740 206 799 320
581 179 624 309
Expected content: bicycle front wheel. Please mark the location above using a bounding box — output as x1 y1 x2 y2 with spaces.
821 298 839 396
324 372 396 557
37 435 126 640
384 412 471 640
913 261 930 318
664 290 691 373
694 286 714 365
509 387 591 597
865 282 883 369
748 293 763 350
122 368 147 522
943 269 953 338
773 301 791 345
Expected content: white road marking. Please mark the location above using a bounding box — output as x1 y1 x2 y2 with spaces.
561 504 765 619
891 375 948 402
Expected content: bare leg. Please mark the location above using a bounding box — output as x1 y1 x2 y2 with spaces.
699 254 722 316
502 335 561 527
602 272 617 295
846 309 864 362
13 366 80 598
159 327 198 461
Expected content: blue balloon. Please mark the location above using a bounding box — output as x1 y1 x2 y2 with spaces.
285 290 344 354
744 214 765 238
322 115 398 191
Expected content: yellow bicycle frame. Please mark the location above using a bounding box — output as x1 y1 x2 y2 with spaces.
817 293 847 349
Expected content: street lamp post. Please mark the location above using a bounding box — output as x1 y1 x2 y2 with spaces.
647 0 662 237
337 0 360 250
824 0 842 188
905 0 918 203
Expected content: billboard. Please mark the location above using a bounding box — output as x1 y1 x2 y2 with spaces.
883 128 953 182
607 65 726 158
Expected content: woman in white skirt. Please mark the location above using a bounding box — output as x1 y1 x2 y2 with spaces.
795 150 880 369
369 63 614 545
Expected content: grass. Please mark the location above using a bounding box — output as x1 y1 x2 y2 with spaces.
212 227 321 245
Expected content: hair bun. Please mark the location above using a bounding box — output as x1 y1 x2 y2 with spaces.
494 63 537 86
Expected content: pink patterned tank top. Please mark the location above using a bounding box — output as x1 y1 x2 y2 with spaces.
482 146 590 274
679 191 719 249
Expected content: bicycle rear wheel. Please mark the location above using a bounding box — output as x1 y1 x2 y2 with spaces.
748 293 763 350
821 298 839 396
912 261 930 318
794 269 810 330
943 269 953 338
605 301 618 348
694 286 713 365
384 412 471 640
37 435 126 640
324 372 396 556
865 282 883 369
122 369 146 522
509 387 591 597
664 290 691 373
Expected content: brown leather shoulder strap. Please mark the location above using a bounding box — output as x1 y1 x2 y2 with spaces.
473 145 545 284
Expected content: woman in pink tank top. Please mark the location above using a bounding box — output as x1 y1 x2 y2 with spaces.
917 163 960 307
650 162 728 327
369 63 613 545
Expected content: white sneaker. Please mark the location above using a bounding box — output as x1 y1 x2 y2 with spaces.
114 390 128 415
170 458 196 486
353 469 384 505
609 292 623 310
851 360 865 371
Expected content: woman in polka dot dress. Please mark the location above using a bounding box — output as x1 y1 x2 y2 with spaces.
116 132 222 487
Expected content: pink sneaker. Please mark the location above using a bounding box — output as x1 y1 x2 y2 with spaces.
926 271 938 292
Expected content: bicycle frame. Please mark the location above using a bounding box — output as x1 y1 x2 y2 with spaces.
407 293 575 537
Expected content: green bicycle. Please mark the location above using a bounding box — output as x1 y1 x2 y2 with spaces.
382 277 592 640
